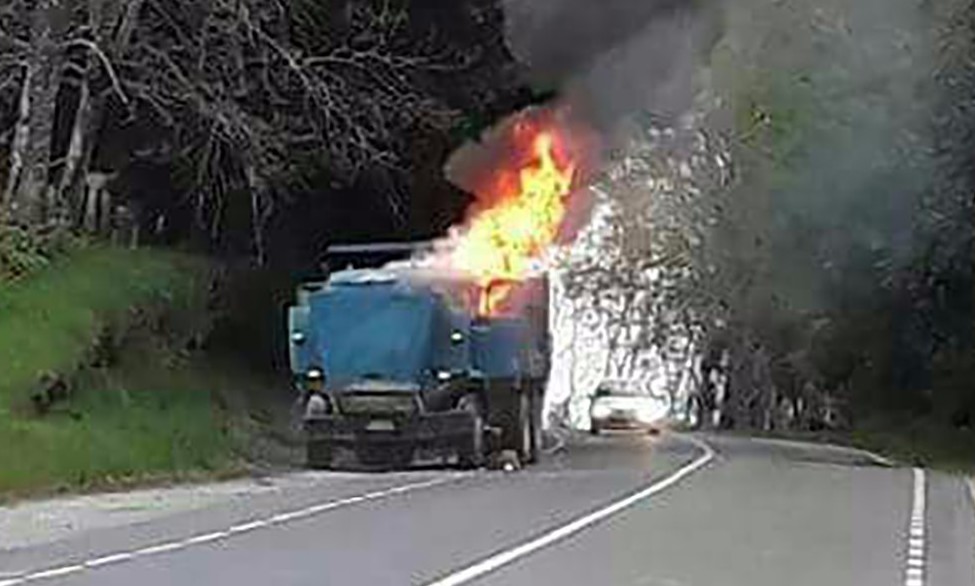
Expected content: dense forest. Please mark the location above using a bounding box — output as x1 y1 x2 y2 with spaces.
2 0 974 459
0 0 539 268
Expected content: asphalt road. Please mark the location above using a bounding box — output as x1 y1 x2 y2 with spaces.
1 433 973 586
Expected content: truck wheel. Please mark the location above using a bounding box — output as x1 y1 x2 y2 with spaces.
527 390 544 463
457 394 485 469
590 424 600 436
306 440 332 469
518 392 534 464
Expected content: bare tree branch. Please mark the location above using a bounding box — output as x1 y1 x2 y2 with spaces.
63 38 130 106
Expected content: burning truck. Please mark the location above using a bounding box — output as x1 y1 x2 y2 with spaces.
288 114 587 469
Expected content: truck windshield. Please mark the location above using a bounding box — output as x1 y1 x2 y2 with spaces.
310 285 435 384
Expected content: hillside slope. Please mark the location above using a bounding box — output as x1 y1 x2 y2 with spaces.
0 246 243 499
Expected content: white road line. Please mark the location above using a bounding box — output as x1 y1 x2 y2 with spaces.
24 566 84 581
970 478 975 586
424 436 715 586
182 531 228 545
133 542 184 556
269 509 314 524
83 552 135 568
227 520 268 534
6 475 460 585
903 468 927 586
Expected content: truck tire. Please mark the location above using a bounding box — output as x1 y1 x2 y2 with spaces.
517 392 534 464
306 440 332 469
527 389 544 463
590 423 600 436
457 394 485 469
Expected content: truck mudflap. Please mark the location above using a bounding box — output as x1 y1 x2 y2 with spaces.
305 411 475 450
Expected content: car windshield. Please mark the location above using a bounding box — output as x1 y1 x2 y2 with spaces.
596 382 642 397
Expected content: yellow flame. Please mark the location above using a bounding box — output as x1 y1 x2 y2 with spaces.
452 131 576 315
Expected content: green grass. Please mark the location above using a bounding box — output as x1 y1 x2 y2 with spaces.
0 246 209 409
0 246 240 499
729 421 975 474
849 419 975 474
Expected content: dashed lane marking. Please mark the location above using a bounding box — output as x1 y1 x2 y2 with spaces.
1 475 461 585
903 468 927 586
424 435 715 586
969 478 975 586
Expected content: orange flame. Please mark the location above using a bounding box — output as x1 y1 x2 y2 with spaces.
451 129 577 315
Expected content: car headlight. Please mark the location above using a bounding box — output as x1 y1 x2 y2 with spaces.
591 403 611 419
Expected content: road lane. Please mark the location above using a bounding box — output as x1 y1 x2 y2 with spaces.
2 433 973 586
2 434 696 586
0 471 463 579
425 437 713 586
926 472 975 586
468 436 974 586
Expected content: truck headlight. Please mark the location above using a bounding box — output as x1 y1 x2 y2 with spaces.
306 368 325 392
437 370 452 382
291 331 306 345
591 403 611 419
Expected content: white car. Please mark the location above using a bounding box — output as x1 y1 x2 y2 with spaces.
589 384 666 435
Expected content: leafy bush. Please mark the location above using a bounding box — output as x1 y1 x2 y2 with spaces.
0 224 76 282
0 225 49 280
0 246 239 497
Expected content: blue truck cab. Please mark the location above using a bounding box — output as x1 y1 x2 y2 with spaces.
288 251 549 469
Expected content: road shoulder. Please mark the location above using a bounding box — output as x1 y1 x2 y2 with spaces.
0 470 445 552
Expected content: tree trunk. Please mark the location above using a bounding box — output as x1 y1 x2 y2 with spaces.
18 59 61 224
1 68 32 218
66 0 145 228
13 1 65 224
247 162 273 266
59 74 92 226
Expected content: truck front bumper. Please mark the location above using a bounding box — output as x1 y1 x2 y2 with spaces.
304 411 474 450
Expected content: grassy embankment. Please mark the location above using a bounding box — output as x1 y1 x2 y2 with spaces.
0 246 246 500
740 421 975 473
851 420 975 473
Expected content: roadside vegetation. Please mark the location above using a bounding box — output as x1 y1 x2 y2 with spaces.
0 0 972 493
0 244 243 500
